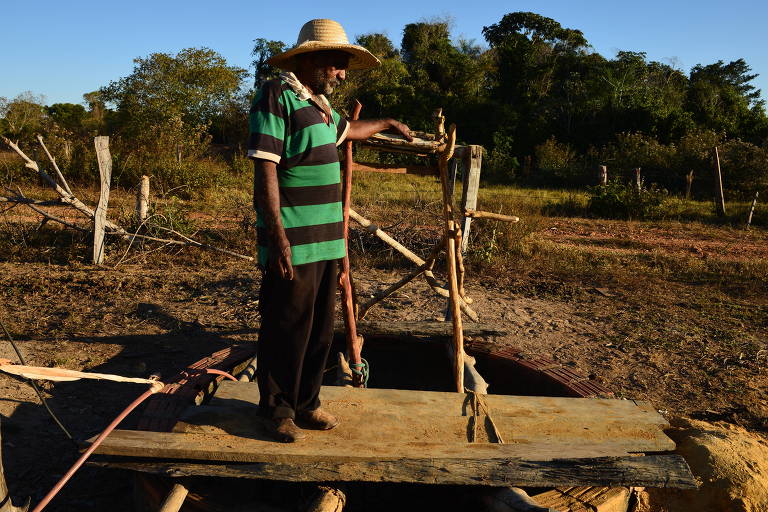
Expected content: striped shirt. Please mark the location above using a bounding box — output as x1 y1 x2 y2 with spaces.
248 73 350 266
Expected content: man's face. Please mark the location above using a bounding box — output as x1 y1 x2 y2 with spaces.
305 51 350 95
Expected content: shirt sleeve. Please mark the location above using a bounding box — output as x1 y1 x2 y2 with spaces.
332 108 350 146
248 80 286 163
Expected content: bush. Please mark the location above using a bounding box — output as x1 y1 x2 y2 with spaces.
588 181 668 220
485 130 519 183
534 137 579 183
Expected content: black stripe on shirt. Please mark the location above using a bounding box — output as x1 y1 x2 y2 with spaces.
282 142 340 169
279 183 341 207
248 133 283 154
258 221 344 248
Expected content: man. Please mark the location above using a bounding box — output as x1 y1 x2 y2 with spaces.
248 18 412 442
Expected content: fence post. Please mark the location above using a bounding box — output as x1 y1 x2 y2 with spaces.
136 175 150 221
746 191 759 230
598 165 608 186
93 136 112 264
460 145 482 254
685 171 694 200
713 147 727 217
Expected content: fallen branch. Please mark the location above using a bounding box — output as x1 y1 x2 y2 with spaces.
3 137 127 233
36 135 73 195
0 196 64 206
2 137 254 263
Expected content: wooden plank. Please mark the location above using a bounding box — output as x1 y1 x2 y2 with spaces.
459 145 482 253
213 382 669 428
93 136 111 264
174 402 673 454
92 428 679 465
90 454 696 489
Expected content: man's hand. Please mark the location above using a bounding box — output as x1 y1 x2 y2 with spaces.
388 119 413 142
269 241 294 280
347 118 413 142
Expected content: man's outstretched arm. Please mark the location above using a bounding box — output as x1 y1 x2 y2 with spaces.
253 159 293 280
346 118 413 142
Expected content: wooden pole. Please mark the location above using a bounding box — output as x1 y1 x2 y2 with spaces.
438 124 465 393
685 171 694 200
341 100 364 386
136 175 150 221
746 191 759 230
713 147 727 217
157 482 188 512
93 136 112 264
598 165 608 186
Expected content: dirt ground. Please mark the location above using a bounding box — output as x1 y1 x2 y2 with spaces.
0 212 766 511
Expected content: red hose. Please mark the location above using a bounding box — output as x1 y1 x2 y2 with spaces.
31 385 158 512
31 368 237 511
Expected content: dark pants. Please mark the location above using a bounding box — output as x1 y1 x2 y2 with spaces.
256 259 337 419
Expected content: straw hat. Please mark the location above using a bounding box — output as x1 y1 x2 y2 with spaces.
267 19 381 71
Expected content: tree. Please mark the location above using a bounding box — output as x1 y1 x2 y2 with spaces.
687 59 768 140
251 38 286 88
47 103 87 134
0 92 47 141
100 47 247 145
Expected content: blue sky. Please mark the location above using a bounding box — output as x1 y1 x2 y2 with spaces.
2 0 766 106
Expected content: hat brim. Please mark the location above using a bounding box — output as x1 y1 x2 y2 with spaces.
267 42 381 71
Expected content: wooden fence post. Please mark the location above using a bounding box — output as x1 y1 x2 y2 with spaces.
598 165 608 186
136 175 150 221
460 145 482 254
746 191 759 230
713 147 727 217
685 171 694 200
93 136 112 264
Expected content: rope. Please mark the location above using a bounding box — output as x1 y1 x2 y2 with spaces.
350 358 370 387
0 358 238 512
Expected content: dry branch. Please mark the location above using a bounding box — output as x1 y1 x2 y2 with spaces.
361 132 443 154
36 134 73 195
2 137 254 262
0 196 64 206
464 209 520 223
349 208 478 322
358 237 444 319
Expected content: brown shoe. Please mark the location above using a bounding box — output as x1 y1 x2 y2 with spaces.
272 417 306 443
297 408 339 430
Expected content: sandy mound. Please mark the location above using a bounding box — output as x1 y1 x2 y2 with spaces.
635 417 768 512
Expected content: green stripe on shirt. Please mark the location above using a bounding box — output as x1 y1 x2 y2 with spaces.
278 162 341 188
280 202 342 229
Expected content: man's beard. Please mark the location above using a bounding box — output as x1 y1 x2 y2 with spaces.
311 68 340 95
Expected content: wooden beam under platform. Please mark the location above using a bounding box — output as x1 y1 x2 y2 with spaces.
339 320 508 338
89 383 696 489
90 454 696 489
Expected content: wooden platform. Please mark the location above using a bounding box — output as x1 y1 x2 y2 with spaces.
91 382 696 488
